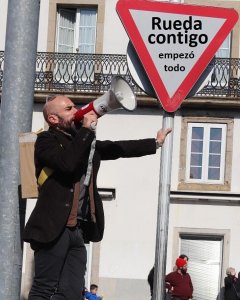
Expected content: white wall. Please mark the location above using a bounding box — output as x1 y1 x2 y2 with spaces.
96 108 163 279
230 116 240 192
0 0 49 52
103 0 129 54
96 109 240 297
37 0 49 52
167 203 240 272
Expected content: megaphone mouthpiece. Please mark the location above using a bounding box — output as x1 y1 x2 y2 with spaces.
74 102 98 123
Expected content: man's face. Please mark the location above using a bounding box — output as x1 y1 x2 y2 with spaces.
47 96 78 132
180 264 188 274
91 288 98 294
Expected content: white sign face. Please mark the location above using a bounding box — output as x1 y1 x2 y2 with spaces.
130 11 224 98
116 0 239 112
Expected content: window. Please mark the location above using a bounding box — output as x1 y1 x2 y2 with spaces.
180 234 223 300
186 123 226 184
211 34 231 86
55 7 97 84
56 7 97 53
215 34 231 58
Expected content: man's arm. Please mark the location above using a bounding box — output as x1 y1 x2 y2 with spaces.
189 274 194 298
165 272 174 291
84 291 91 299
96 138 157 160
97 128 172 160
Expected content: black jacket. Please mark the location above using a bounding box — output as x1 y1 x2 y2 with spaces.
23 126 157 245
224 275 240 300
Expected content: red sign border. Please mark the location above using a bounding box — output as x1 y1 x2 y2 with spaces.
116 0 239 112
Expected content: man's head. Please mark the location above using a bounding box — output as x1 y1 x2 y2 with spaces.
90 284 98 294
226 267 236 277
179 254 189 261
176 257 188 274
43 95 77 133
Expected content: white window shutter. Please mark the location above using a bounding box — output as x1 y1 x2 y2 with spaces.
57 9 76 53
181 236 223 300
77 8 97 53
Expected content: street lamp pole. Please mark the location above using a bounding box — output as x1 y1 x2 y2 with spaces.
0 0 40 298
153 111 174 300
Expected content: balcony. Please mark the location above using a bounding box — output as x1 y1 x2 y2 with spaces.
0 51 239 101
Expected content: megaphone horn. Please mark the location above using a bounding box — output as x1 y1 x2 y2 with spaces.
74 75 136 124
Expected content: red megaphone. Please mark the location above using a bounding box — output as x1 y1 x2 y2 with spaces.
74 76 136 124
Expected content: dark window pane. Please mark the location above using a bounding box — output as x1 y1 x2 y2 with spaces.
209 154 221 167
209 141 221 153
208 168 220 180
192 127 204 140
190 167 202 179
191 140 203 153
190 154 203 166
210 128 222 141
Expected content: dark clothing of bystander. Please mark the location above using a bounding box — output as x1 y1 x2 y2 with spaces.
84 291 101 300
165 271 193 300
224 275 240 300
148 266 154 298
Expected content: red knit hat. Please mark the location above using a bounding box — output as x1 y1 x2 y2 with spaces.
176 258 187 268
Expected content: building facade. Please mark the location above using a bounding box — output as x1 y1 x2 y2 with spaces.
1 0 240 299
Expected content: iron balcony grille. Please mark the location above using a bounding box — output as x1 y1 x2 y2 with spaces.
0 51 239 97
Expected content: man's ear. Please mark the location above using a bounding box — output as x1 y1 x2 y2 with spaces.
48 114 59 125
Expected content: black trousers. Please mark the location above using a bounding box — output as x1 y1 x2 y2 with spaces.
28 227 87 300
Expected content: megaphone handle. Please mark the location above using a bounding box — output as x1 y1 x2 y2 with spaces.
90 122 97 131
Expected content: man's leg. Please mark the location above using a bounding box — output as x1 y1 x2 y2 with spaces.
28 229 70 299
52 227 87 300
28 227 87 300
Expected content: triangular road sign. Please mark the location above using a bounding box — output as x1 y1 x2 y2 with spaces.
116 0 239 112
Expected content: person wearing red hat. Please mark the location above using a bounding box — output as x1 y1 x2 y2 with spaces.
165 258 193 300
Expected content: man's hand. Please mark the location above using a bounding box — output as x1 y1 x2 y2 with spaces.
82 111 98 130
156 128 172 146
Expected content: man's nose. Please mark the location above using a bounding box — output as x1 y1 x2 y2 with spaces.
73 107 78 114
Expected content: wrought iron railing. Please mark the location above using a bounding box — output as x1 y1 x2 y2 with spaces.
0 51 239 97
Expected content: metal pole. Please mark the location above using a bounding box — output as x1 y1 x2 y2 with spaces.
0 0 40 299
153 111 174 300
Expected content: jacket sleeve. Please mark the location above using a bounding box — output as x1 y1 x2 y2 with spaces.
165 273 173 291
189 274 194 295
35 127 95 175
96 138 157 160
84 291 91 299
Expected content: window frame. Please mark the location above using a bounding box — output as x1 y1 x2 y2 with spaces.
56 6 97 54
186 123 227 184
180 234 223 300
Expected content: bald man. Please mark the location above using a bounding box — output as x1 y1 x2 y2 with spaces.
23 94 171 300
